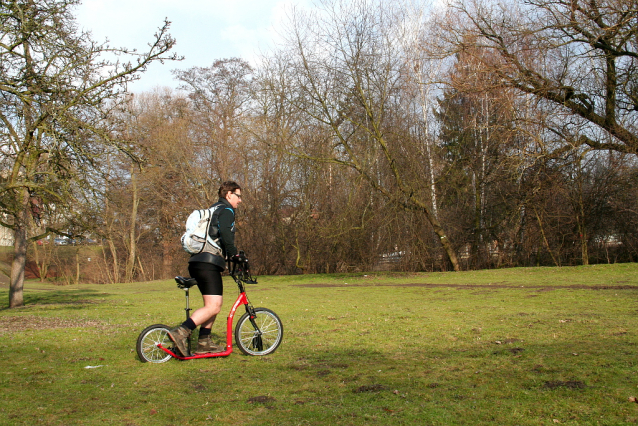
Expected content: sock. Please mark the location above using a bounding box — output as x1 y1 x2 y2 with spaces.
199 327 211 338
182 317 196 331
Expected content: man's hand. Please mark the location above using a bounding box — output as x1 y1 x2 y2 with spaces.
231 252 247 263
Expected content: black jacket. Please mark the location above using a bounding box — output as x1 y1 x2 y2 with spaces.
188 198 237 268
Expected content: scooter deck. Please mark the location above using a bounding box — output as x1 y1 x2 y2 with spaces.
158 344 232 360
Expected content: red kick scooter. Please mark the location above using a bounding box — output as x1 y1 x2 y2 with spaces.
136 255 283 363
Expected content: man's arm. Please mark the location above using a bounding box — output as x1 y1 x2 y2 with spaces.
218 208 238 258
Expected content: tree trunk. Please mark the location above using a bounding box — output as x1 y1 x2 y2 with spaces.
75 247 81 284
107 239 119 284
9 225 27 307
9 192 30 308
580 228 589 266
161 240 173 279
576 184 589 266
102 196 120 284
32 241 51 282
411 198 461 271
433 226 461 272
125 167 140 283
417 73 440 220
534 207 560 267
472 171 481 266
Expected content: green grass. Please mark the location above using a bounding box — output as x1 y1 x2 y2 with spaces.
1 264 637 425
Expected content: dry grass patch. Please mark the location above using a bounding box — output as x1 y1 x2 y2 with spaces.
0 315 105 333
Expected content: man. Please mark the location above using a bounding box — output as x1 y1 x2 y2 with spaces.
169 181 242 355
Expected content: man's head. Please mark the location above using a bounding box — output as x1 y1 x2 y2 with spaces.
218 181 242 209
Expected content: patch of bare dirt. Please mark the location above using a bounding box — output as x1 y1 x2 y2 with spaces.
247 395 276 405
543 380 586 390
0 315 105 334
353 384 385 393
296 283 638 290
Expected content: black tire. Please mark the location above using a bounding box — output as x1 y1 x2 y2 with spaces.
235 308 283 356
136 324 173 363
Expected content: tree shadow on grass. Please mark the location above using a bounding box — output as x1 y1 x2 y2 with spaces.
283 336 634 399
0 288 109 311
285 347 392 391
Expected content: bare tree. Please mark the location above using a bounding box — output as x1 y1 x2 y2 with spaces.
265 0 461 270
435 44 523 268
448 0 638 156
0 0 178 307
97 89 204 282
174 58 254 183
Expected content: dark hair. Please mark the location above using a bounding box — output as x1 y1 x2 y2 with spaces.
218 181 242 198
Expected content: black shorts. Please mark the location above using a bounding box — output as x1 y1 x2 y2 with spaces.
188 263 224 296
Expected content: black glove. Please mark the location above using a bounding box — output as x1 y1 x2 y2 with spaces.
231 251 247 263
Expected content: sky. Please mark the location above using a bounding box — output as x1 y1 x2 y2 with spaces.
74 0 313 93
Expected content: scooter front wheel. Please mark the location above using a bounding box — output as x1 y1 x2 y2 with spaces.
136 324 173 363
235 308 283 356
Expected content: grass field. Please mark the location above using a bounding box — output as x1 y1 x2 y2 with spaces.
1 264 637 425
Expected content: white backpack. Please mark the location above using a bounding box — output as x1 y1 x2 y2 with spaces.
181 205 224 256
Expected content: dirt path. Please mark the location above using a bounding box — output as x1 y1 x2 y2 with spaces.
295 282 638 290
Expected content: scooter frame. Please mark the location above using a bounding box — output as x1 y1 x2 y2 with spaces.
161 278 251 359
136 258 283 362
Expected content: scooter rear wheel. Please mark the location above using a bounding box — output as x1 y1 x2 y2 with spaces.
235 308 283 356
136 324 173 363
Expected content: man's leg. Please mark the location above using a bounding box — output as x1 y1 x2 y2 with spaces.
192 295 223 353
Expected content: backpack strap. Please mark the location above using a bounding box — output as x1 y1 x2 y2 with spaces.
207 202 226 240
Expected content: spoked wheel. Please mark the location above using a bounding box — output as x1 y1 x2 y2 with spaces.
136 324 174 363
235 308 283 356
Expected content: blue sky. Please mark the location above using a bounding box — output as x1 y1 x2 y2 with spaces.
74 0 313 92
